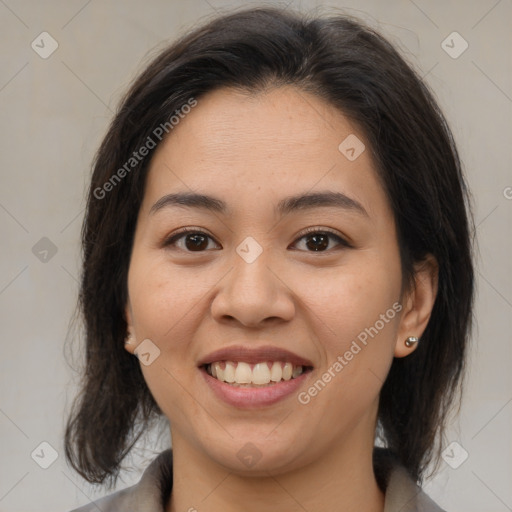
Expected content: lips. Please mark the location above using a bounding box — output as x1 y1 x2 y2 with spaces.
198 345 314 407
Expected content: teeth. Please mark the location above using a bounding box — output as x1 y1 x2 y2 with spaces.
252 363 271 385
292 365 304 378
224 361 236 383
234 362 252 384
282 362 293 380
207 361 306 386
270 361 282 382
213 362 223 381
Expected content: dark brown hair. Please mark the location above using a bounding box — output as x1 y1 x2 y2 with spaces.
64 5 475 489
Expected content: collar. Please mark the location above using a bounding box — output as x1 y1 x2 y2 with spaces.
72 448 446 511
373 448 447 511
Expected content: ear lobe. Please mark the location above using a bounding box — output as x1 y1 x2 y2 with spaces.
394 254 438 358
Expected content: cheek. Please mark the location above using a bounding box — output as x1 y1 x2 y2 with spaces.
294 255 402 353
127 254 205 418
127 252 207 342
294 268 401 429
296 252 402 413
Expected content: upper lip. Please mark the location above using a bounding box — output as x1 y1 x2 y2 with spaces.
198 345 314 368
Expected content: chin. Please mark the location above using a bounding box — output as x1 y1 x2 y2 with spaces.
196 428 311 476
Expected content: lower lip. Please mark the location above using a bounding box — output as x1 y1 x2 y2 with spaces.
200 367 311 408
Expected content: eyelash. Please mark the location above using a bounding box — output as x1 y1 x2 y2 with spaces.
163 226 352 253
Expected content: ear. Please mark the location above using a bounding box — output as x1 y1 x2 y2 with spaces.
394 254 438 358
124 300 136 355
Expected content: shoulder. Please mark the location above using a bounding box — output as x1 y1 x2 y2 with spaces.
375 448 448 512
68 487 134 512
67 450 173 512
384 464 447 512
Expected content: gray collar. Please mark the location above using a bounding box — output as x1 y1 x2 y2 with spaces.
71 449 446 512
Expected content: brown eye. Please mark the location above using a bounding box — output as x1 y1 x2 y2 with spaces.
292 229 351 252
164 229 220 252
304 233 330 251
182 233 209 251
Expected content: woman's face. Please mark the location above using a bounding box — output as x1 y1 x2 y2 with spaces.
124 85 433 474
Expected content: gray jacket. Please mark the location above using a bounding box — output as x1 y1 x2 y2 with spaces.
69 449 446 511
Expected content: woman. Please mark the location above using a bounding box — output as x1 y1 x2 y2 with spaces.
65 6 474 512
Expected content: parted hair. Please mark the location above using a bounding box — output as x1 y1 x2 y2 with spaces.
64 5 475 489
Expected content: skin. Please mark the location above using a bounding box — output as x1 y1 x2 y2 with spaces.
124 85 438 512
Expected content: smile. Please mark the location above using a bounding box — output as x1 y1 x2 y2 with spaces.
205 361 310 387
198 345 314 407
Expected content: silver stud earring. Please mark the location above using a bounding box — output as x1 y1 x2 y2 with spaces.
125 333 135 345
405 336 419 347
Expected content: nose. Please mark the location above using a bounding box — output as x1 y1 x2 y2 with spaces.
210 245 295 328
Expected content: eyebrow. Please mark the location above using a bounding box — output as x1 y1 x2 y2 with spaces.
149 191 368 217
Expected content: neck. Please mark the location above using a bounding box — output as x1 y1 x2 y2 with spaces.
166 431 385 512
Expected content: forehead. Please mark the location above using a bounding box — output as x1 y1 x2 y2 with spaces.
142 86 388 221
154 85 357 161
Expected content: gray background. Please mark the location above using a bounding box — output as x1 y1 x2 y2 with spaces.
0 0 511 510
